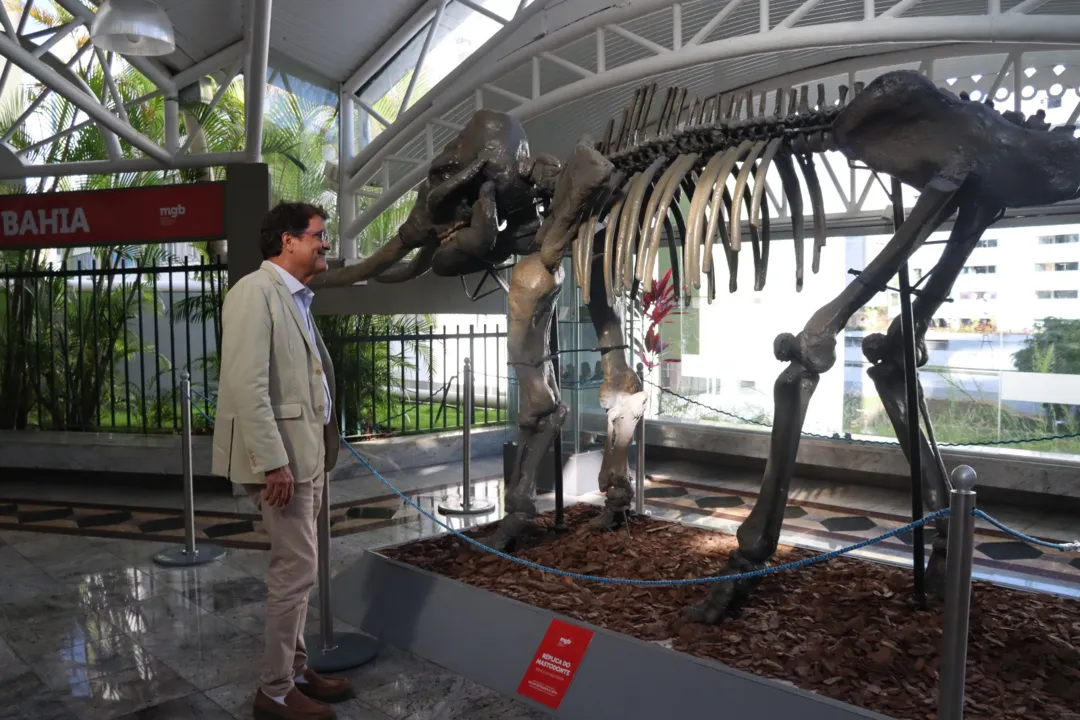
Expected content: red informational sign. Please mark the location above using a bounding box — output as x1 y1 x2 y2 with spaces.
0 182 226 250
517 618 595 710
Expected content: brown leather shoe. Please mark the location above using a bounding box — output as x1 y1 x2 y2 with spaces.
294 668 355 704
252 688 336 720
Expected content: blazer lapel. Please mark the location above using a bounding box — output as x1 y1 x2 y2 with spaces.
261 262 319 358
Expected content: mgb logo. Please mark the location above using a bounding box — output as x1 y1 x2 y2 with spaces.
160 204 186 218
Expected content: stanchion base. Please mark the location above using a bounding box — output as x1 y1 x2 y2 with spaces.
303 631 380 673
437 498 497 516
152 543 227 568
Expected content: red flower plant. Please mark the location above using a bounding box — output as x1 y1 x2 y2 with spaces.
636 267 682 370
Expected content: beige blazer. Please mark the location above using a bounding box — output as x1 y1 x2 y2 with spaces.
211 261 340 485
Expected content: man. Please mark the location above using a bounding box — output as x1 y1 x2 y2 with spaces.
212 201 353 720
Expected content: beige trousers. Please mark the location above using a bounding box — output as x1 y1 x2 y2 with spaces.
247 459 324 698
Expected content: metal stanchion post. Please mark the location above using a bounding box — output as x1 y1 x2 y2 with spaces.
635 362 645 516
304 473 379 672
439 358 495 516
938 465 978 720
153 371 227 567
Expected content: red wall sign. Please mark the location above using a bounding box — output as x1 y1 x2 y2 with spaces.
0 182 226 250
517 618 595 710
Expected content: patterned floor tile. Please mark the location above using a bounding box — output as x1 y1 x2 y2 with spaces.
0 477 497 550
977 540 1044 562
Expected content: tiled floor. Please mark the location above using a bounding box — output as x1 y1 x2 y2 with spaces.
1 453 1077 719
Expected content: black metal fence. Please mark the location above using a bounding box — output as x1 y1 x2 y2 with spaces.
322 324 510 440
0 256 226 433
1 257 511 439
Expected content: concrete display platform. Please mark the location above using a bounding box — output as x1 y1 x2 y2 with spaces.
330 548 892 720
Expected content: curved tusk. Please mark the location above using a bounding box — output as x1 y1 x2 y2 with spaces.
373 243 437 283
309 233 413 289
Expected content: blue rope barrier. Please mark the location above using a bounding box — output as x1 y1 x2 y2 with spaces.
177 388 1075 589
972 509 1080 552
340 440 949 586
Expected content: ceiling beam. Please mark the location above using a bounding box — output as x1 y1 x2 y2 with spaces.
0 31 170 164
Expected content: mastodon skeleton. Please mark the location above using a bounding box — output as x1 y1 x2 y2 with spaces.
313 69 1080 623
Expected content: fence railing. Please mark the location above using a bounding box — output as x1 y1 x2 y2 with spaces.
323 324 510 439
0 256 225 434
1 257 513 440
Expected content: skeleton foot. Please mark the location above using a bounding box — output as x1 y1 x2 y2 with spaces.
482 512 539 553
588 479 633 530
682 550 766 624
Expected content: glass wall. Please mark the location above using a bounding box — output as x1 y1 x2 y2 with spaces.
559 72 1080 460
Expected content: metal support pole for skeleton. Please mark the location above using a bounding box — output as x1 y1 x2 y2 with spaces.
550 316 566 531
938 465 977 720
892 176 926 606
153 372 227 567
635 362 646 516
304 472 379 672
439 358 495 515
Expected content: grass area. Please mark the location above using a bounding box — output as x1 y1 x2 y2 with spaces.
359 403 504 438
844 392 1080 454
18 402 505 438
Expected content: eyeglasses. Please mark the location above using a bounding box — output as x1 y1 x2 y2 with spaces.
294 229 329 243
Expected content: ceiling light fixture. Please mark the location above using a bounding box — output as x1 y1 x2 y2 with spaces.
90 0 176 56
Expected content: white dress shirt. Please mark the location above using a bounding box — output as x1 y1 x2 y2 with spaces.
270 263 332 425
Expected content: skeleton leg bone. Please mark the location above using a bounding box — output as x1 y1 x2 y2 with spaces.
485 253 565 552
487 143 616 551
683 175 964 625
862 199 1002 599
584 244 647 530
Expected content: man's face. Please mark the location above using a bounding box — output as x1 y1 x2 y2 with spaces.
283 215 330 281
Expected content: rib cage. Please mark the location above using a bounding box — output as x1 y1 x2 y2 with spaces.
573 80 854 309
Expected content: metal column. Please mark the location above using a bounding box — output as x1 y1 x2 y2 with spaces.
153 371 227 567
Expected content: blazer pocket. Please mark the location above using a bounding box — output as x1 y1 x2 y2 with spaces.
272 403 302 419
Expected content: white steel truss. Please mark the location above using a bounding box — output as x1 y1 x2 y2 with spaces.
341 0 1080 250
0 0 272 179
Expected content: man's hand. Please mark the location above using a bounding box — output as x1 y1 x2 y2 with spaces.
263 465 295 508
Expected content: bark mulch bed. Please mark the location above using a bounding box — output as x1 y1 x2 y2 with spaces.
381 504 1080 720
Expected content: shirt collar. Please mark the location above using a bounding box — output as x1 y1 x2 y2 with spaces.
270 262 314 305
